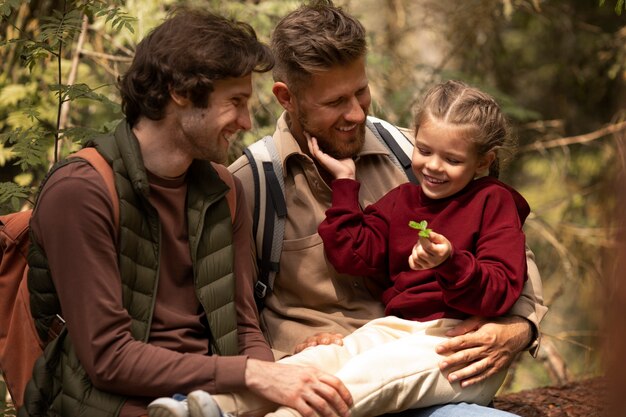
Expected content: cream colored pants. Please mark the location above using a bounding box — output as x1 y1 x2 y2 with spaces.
213 317 507 417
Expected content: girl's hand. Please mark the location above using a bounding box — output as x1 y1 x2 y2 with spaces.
408 231 452 270
306 133 356 180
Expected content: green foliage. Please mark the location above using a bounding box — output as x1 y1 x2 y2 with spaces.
600 0 625 15
0 0 135 213
0 127 53 170
0 0 21 18
38 8 83 49
0 180 32 212
408 220 432 238
91 3 135 33
50 82 118 108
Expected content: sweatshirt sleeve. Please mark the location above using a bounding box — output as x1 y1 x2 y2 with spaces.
231 176 274 362
434 186 528 317
31 162 250 397
318 178 396 278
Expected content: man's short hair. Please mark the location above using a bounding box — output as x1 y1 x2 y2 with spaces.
119 9 274 126
271 0 366 92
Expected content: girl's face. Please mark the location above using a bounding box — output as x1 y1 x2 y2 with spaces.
411 118 494 199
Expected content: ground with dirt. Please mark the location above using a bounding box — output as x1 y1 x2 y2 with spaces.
493 377 606 416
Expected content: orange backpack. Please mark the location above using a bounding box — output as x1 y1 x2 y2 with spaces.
0 148 236 409
0 148 117 409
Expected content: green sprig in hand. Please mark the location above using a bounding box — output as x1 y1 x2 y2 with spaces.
408 220 432 238
408 220 452 270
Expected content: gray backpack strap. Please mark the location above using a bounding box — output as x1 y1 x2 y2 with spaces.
366 116 418 184
243 136 287 309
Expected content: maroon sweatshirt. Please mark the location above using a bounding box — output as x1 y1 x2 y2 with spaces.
31 161 273 416
318 176 530 322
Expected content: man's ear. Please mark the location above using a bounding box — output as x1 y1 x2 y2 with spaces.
170 90 190 107
272 82 295 112
477 150 496 175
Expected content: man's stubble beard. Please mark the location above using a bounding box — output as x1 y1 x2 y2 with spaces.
298 114 367 160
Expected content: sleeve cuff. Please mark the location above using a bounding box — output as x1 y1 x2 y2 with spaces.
523 318 542 358
527 335 541 358
215 355 248 392
330 178 360 208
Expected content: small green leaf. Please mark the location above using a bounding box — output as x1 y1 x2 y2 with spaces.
409 220 432 238
410 219 432 238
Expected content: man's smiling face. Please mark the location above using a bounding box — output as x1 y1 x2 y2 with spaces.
290 56 371 159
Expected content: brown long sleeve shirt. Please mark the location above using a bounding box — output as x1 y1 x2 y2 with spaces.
31 160 272 416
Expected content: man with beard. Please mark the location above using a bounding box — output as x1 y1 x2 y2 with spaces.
229 1 547 416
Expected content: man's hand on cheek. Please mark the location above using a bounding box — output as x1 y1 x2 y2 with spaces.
435 316 533 388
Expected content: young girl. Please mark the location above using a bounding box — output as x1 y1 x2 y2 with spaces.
148 80 529 417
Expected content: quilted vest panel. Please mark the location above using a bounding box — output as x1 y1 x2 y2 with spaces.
23 121 238 416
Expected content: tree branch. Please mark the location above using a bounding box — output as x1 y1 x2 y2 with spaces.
54 0 68 163
519 120 626 153
59 14 89 134
79 49 133 62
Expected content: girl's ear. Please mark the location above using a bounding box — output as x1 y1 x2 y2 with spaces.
476 150 496 175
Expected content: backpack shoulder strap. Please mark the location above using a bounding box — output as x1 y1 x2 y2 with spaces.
35 147 120 341
243 136 287 307
0 210 34 409
366 116 418 184
211 162 237 223
0 210 31 257
69 147 119 230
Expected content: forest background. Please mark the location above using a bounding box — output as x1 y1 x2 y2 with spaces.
1 0 625 411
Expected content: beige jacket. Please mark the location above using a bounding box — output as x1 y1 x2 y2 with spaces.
229 113 548 358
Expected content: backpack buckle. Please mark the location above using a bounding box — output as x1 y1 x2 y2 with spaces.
254 281 268 299
47 314 66 343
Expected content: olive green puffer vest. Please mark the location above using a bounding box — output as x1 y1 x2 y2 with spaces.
21 121 238 417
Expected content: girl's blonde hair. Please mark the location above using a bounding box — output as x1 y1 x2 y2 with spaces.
414 80 513 178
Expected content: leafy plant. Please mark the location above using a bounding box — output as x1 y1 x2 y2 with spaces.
599 0 624 15
408 220 432 238
0 0 135 213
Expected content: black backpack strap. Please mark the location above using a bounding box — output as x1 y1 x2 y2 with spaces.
243 136 286 310
366 116 418 184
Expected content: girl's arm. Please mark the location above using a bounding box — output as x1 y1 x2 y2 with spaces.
308 134 396 277
435 187 528 317
318 179 396 277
